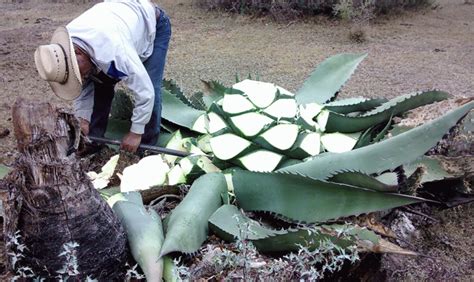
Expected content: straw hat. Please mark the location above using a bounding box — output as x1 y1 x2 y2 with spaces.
34 26 82 100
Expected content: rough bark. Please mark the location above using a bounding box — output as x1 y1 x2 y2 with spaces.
1 98 127 279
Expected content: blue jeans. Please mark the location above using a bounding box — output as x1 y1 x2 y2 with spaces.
89 7 171 146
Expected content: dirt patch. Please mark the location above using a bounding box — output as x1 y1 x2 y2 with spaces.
0 0 472 279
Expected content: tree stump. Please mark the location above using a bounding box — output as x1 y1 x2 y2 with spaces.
0 98 127 279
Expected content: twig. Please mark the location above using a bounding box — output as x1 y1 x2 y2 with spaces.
149 194 181 206
401 207 439 223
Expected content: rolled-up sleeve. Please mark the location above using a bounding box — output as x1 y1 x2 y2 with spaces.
73 79 94 122
121 52 154 134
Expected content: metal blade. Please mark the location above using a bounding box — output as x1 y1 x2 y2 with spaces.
88 136 190 157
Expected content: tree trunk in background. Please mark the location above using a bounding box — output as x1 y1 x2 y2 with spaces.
0 98 127 279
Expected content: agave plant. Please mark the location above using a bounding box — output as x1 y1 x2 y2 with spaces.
96 53 472 273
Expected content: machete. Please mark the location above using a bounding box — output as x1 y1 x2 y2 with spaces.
88 136 190 157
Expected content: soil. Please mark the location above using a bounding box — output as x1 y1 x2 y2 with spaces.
0 0 472 280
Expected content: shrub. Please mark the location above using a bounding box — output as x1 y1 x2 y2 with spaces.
198 0 435 20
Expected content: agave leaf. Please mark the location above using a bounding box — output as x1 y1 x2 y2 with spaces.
324 97 387 114
0 164 10 179
324 90 449 133
104 119 131 140
353 125 378 149
110 192 165 282
163 79 206 111
162 89 205 132
201 80 229 108
377 156 463 186
110 89 134 120
163 256 181 282
233 171 424 223
160 173 227 256
371 115 393 143
354 116 393 149
209 204 287 241
209 205 351 252
296 53 367 105
328 171 398 192
386 124 414 138
87 155 119 189
279 101 474 179
209 205 408 254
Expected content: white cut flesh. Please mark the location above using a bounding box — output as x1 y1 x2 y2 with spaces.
196 156 221 173
181 138 205 155
164 130 185 164
294 132 321 156
197 134 212 153
167 164 186 185
222 93 255 115
191 113 209 134
233 79 277 108
230 112 274 137
208 112 228 134
210 133 253 160
258 124 299 151
236 150 284 172
263 98 297 119
276 86 294 97
298 103 324 130
179 156 220 175
224 172 234 194
320 132 359 153
87 154 119 189
120 155 170 192
316 109 330 132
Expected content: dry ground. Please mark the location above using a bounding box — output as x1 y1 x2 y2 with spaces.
0 0 473 280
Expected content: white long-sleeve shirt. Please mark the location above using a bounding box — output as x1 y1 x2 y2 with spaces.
67 0 157 134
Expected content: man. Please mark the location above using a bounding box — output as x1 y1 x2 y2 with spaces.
34 0 171 153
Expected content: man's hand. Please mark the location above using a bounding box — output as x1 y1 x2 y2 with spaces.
79 118 90 136
121 132 142 153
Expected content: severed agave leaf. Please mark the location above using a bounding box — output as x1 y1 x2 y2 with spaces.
87 154 119 189
120 155 170 192
109 192 165 281
160 173 227 256
209 205 414 255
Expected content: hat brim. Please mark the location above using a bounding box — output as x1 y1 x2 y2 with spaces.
48 27 82 101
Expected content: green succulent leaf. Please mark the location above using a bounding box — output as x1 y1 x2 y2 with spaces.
279 101 474 179
160 172 227 256
110 192 164 282
405 156 463 183
162 88 205 132
163 79 206 110
324 97 387 114
201 80 230 108
110 89 134 120
324 90 450 133
209 205 381 253
233 170 424 223
163 256 181 282
104 119 131 140
328 171 398 192
296 53 367 105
